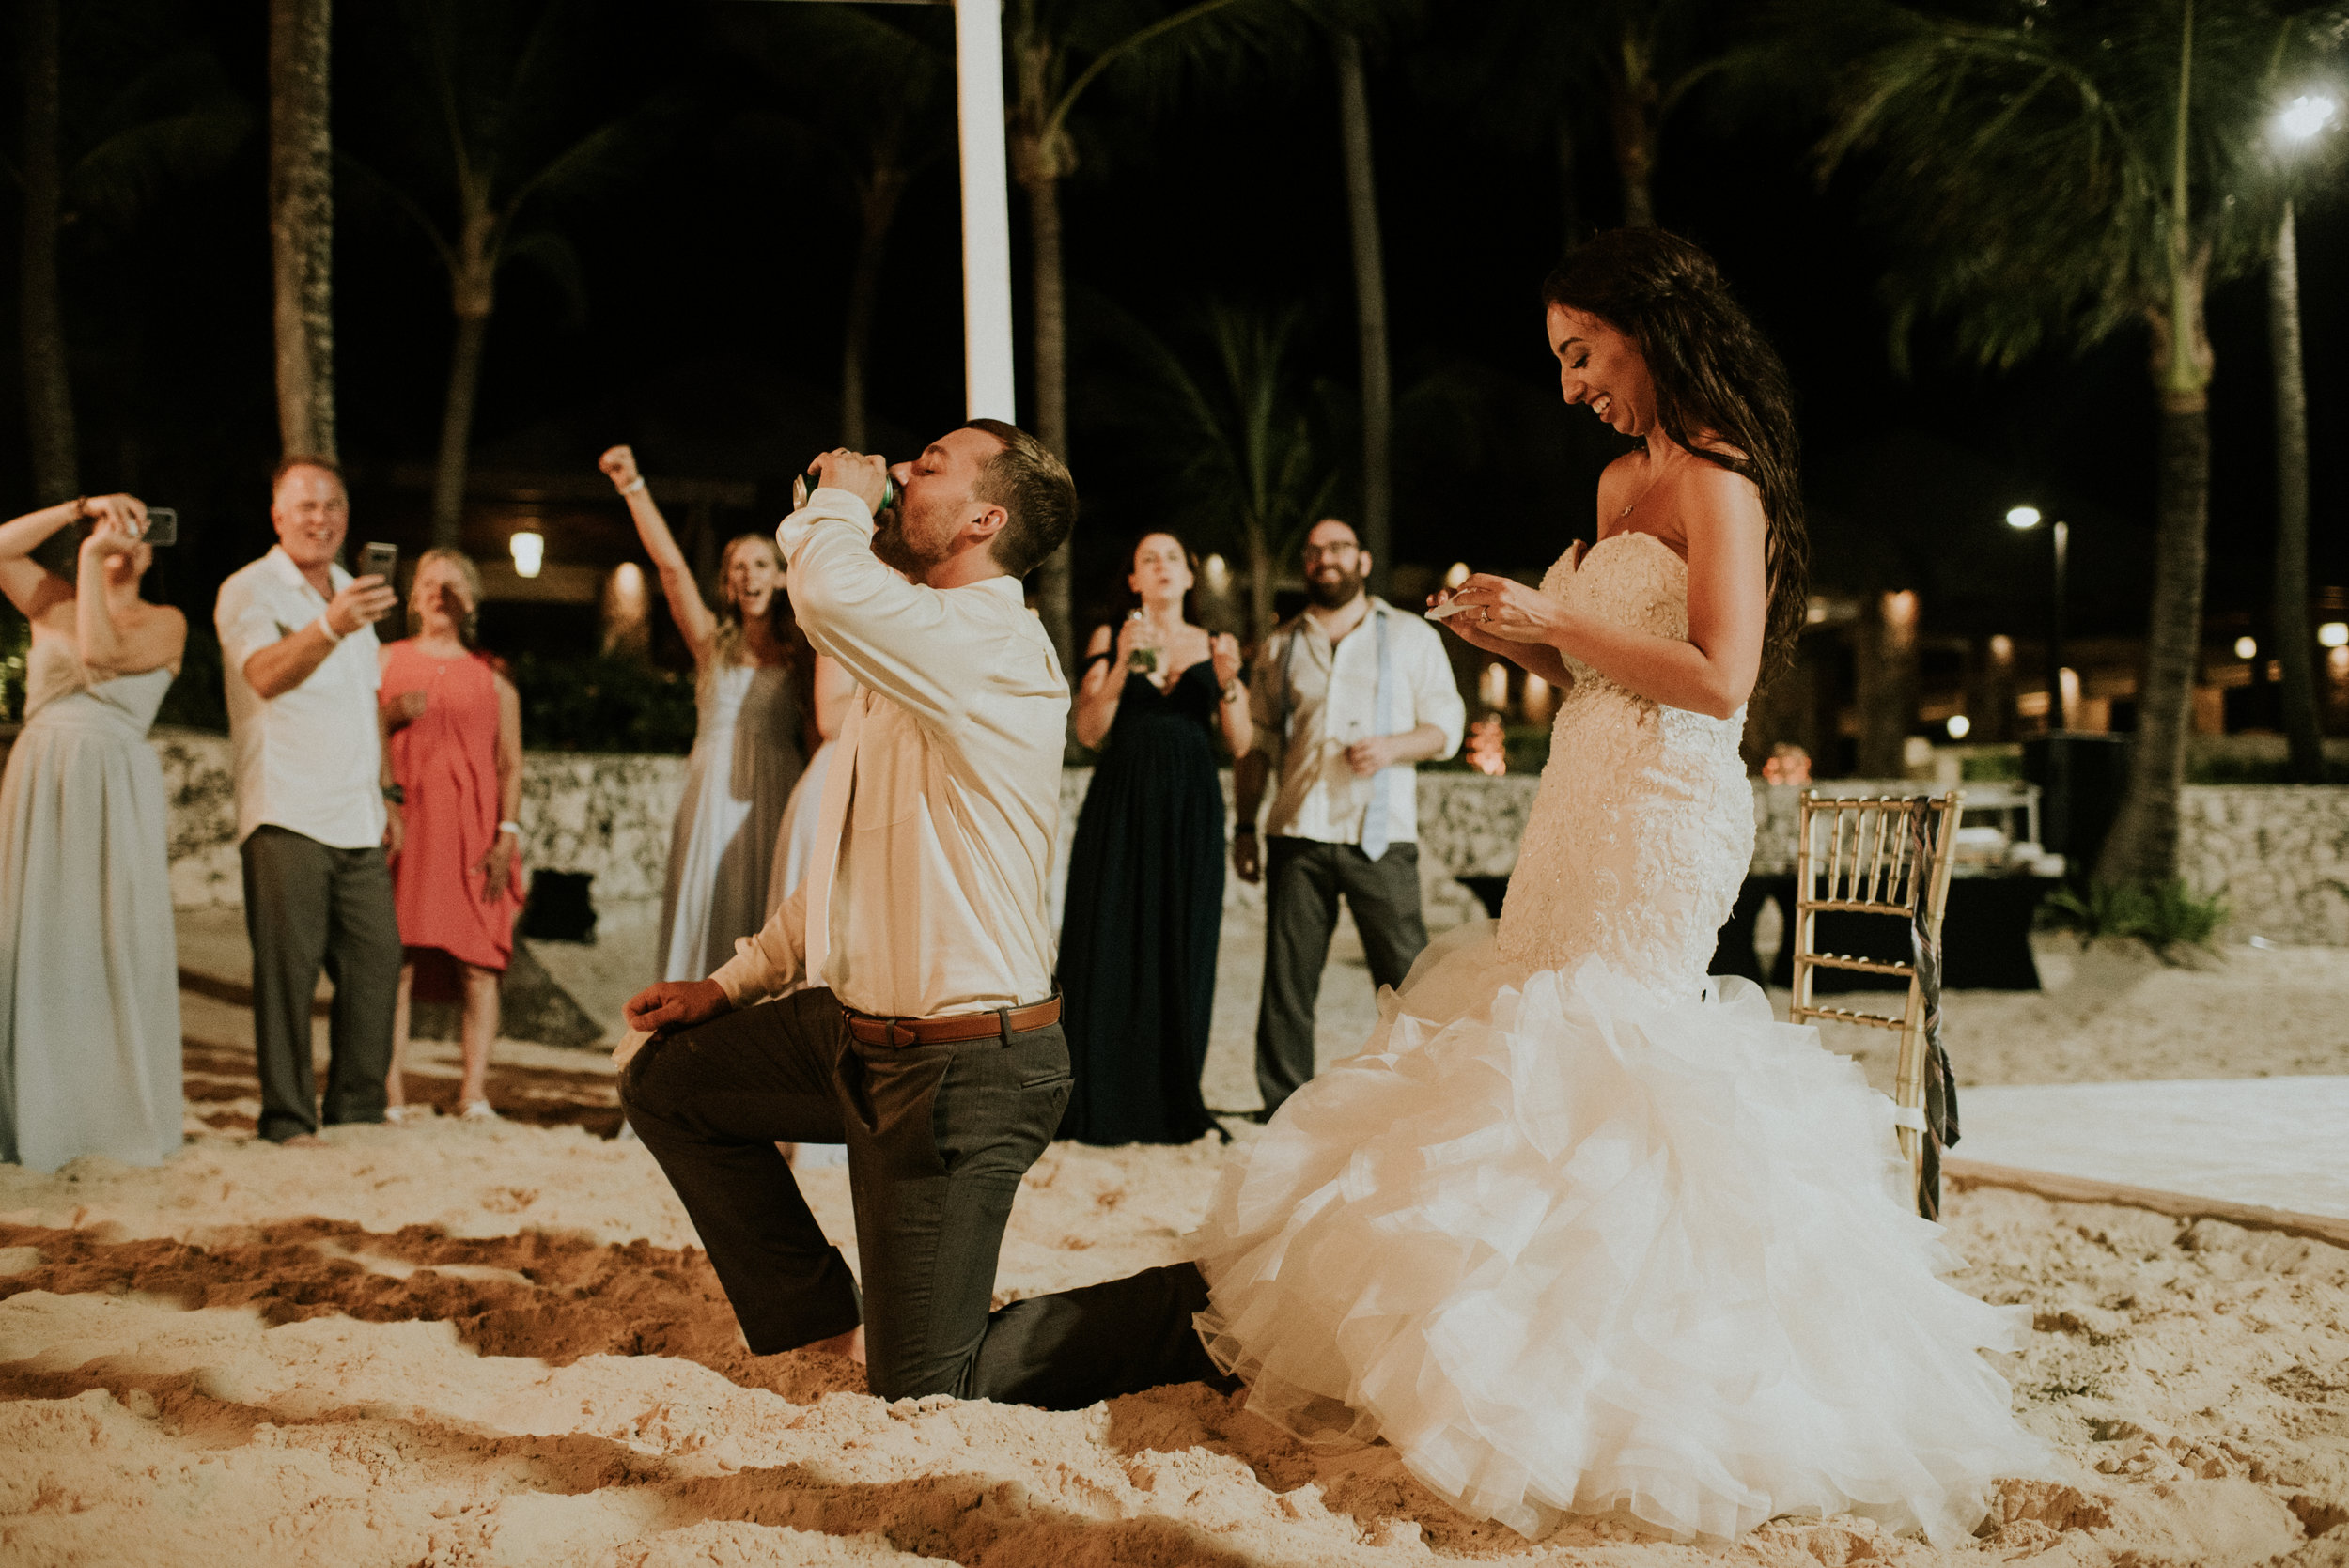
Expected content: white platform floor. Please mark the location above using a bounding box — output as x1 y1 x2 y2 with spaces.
1956 1076 2349 1219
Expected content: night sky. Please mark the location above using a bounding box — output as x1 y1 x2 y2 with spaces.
5 0 2342 660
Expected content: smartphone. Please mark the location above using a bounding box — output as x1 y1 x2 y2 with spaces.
141 507 179 547
358 541 398 582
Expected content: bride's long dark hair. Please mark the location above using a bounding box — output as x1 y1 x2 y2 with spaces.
1542 229 1811 686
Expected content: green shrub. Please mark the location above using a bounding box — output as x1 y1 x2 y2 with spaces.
0 612 25 724
1960 749 2025 781
511 651 698 754
2041 878 2229 956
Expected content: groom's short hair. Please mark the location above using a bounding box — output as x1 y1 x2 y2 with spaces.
966 419 1077 580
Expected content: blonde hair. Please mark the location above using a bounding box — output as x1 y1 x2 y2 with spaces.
707 533 794 687
407 547 484 648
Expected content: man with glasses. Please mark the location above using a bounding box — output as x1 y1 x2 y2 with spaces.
1235 518 1465 1118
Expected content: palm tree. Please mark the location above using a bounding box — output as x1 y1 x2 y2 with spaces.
1330 27 1392 599
350 0 667 548
717 8 954 450
1004 0 1315 673
1107 303 1340 646
270 0 336 460
1811 0 2286 888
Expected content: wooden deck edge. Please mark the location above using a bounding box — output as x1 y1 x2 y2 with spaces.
1942 1158 2349 1250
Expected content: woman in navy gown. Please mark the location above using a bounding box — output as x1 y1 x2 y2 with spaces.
1057 533 1250 1143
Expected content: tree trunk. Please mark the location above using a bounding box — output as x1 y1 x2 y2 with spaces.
841 162 907 453
1854 589 1920 777
1605 26 1658 228
430 237 496 550
1245 529 1274 651
2270 200 2323 781
2097 396 2208 887
1333 32 1392 601
19 0 79 513
1019 156 1074 675
269 0 336 460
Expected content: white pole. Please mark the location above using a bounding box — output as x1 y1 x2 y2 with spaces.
954 0 1018 422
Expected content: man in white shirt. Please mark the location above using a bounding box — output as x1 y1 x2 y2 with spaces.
1235 518 1466 1117
215 457 403 1144
619 422 1225 1406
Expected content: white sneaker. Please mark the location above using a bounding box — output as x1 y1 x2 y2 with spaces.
458 1099 500 1123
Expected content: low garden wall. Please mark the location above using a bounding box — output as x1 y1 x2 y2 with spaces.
69 727 2349 947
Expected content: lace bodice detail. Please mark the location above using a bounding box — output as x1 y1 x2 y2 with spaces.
1494 531 1752 995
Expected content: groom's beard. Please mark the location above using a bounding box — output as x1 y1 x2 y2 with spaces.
1305 569 1365 610
871 506 928 577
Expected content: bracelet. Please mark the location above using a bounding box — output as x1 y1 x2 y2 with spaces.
1221 679 1246 706
316 612 345 645
619 476 647 495
68 495 89 521
498 821 521 838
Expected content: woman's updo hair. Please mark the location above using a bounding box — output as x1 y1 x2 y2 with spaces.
408 547 484 649
1542 229 1811 686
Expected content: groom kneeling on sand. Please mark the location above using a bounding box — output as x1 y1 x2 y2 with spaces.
618 422 1230 1405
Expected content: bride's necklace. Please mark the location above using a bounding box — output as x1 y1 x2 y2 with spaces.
1619 447 1683 518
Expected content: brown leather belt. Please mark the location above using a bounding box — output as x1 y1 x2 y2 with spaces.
843 995 1062 1048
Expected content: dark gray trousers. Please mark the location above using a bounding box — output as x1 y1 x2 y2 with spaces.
1255 835 1429 1115
620 987 1230 1406
240 825 401 1142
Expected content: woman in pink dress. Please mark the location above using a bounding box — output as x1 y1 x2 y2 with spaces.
380 550 524 1120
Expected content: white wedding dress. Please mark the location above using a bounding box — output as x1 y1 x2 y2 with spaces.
1191 531 2050 1547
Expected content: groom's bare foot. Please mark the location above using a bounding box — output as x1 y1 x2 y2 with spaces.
810 1325 866 1365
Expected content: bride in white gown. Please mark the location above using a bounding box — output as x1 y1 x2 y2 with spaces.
1189 230 2051 1547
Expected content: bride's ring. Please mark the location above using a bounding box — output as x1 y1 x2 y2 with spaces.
1481 607 1492 625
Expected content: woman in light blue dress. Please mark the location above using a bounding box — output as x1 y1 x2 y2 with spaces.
599 447 808 982
0 495 187 1172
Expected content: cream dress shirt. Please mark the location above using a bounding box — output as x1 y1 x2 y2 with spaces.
709 489 1069 1018
1247 597 1466 846
215 546 385 849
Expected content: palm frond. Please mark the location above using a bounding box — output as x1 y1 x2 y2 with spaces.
64 50 255 232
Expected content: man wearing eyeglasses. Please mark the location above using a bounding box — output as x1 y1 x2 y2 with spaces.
1235 518 1465 1119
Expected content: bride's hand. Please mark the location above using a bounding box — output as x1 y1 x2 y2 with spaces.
1426 586 1512 655
1444 574 1567 645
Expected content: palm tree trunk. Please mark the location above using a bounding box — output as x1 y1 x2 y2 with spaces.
269 0 337 460
1019 155 1074 675
1332 32 1392 601
841 163 908 452
430 244 495 551
2270 200 2323 781
1605 26 1658 228
1556 114 1580 254
19 0 79 513
1855 590 1920 776
1246 529 1274 650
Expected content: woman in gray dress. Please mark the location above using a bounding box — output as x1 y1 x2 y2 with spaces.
0 494 187 1172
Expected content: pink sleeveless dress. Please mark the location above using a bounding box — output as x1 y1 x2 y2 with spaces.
381 643 523 970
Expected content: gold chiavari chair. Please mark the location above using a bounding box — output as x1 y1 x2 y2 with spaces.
1789 790 1962 1209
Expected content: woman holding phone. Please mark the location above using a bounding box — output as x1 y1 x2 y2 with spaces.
380 549 524 1122
0 494 186 1172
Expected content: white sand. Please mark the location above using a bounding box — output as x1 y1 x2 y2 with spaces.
2 925 2345 1564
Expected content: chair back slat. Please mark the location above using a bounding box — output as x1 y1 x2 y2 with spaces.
1787 789 1963 1214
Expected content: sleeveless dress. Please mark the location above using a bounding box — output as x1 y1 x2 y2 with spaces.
1057 659 1226 1144
1190 532 2050 1547
381 643 524 970
661 661 804 982
0 639 181 1172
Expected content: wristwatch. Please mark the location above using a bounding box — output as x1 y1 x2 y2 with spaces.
1221 678 1246 706
381 784 407 806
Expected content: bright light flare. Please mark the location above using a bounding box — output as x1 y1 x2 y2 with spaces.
1444 561 1470 589
1946 714 1972 740
2319 621 2348 649
2005 505 2042 530
510 529 545 580
2276 94 2340 145
2234 635 2259 660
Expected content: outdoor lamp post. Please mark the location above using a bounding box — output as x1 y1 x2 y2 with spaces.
2007 505 2068 731
2270 91 2339 779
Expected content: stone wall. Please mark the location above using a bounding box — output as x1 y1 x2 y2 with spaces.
44 726 2349 946
2177 786 2349 947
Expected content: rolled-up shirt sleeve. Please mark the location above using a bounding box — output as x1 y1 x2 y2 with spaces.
1408 626 1467 760
779 489 993 733
709 881 808 1005
215 574 287 676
